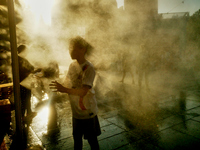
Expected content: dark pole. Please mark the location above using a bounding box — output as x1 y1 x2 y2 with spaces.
7 0 24 147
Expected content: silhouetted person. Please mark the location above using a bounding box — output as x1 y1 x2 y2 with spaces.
136 44 150 90
33 61 60 135
50 36 101 150
17 45 37 123
119 51 135 84
46 61 60 135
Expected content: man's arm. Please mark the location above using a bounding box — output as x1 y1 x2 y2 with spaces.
49 81 91 97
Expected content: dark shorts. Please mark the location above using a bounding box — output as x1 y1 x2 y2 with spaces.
73 115 101 139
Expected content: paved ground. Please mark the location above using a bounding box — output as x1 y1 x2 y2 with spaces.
6 70 200 150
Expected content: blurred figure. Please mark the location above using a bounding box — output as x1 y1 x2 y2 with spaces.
135 44 151 90
43 61 59 79
32 61 60 99
17 45 37 123
45 61 60 135
119 51 135 84
33 61 60 135
50 36 101 150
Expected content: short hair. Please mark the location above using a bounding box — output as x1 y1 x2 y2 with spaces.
17 44 26 54
69 36 93 54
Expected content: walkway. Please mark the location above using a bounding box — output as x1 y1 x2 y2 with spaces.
18 70 200 149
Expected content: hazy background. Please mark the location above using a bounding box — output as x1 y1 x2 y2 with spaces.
158 0 200 15
14 0 200 111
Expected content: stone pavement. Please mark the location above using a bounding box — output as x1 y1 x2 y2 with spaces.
25 70 200 149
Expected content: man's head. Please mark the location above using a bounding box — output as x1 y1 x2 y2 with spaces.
17 45 26 54
69 36 93 60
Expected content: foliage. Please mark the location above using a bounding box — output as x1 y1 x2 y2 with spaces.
187 9 200 43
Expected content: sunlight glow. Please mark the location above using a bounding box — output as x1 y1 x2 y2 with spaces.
37 106 49 134
42 93 49 101
116 0 124 9
23 0 55 25
38 106 49 122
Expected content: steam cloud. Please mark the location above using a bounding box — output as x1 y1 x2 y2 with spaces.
15 0 200 125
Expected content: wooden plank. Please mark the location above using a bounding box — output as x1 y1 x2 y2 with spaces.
0 83 13 88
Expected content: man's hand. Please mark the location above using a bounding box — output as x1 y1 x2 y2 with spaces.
49 81 67 93
49 81 90 96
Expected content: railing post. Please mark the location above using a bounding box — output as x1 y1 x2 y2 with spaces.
7 0 24 148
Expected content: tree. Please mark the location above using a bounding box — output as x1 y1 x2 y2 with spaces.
187 9 200 45
186 9 200 72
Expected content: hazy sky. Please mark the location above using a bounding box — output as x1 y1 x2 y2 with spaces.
116 0 124 8
116 0 200 16
158 0 200 15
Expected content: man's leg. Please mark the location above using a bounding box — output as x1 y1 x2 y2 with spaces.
73 135 83 150
120 71 126 82
88 136 99 150
73 118 83 150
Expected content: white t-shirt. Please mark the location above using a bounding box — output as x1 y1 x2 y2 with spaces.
63 60 98 119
